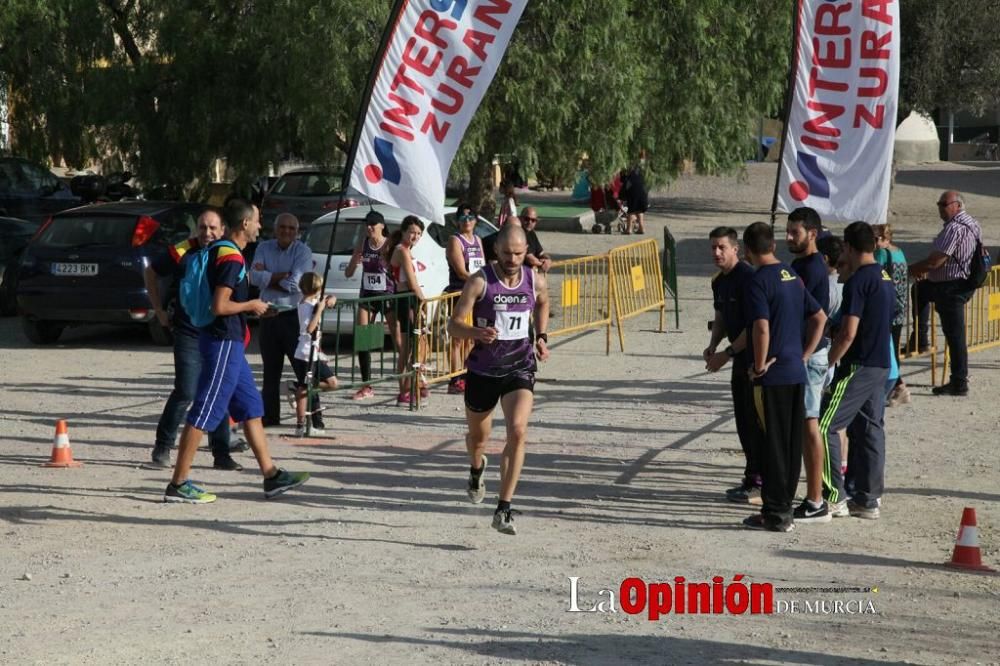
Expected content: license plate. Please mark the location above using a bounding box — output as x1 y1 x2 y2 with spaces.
51 263 99 276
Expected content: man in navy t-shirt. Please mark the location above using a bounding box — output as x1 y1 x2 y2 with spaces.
786 207 834 523
819 221 895 519
703 226 763 504
163 199 310 504
742 222 826 532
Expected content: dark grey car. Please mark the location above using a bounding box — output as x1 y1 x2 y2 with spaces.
260 167 365 236
16 201 208 344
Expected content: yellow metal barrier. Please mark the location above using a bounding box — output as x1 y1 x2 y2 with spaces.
415 291 464 388
547 253 617 354
609 238 665 350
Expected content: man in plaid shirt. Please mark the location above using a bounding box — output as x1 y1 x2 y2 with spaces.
909 190 981 396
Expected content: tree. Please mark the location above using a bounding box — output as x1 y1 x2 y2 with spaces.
0 0 390 195
900 0 1000 117
454 0 793 214
0 0 792 207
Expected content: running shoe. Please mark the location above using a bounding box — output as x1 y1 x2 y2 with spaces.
419 385 430 399
492 508 520 535
352 386 375 401
447 379 465 395
397 391 412 405
847 500 880 520
467 455 488 504
792 499 832 524
164 480 217 504
263 468 310 499
310 427 326 437
294 423 307 438
829 499 850 518
229 438 249 453
742 514 794 532
212 456 243 471
725 483 762 505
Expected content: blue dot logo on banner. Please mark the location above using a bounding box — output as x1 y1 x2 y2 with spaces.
789 151 830 202
364 137 402 186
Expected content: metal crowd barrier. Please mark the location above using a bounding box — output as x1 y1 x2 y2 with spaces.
662 227 680 329
547 253 617 354
609 238 666 350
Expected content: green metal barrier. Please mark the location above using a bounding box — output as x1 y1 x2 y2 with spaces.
662 227 680 328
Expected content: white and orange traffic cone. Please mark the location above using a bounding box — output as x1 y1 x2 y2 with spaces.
42 420 83 468
945 507 995 573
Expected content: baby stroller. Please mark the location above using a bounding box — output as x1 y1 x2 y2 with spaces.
590 184 629 234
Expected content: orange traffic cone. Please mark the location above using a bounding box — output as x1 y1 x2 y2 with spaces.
945 507 995 573
42 420 83 468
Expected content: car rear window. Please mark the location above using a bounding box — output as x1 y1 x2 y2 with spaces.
37 215 138 248
306 221 366 255
272 171 345 197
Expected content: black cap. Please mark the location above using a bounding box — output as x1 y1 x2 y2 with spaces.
364 210 385 225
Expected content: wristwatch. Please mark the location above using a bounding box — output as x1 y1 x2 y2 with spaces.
725 345 735 358
537 332 549 343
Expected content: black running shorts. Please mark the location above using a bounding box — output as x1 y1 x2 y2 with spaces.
464 371 535 413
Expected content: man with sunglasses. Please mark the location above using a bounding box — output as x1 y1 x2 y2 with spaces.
483 206 551 273
908 191 981 396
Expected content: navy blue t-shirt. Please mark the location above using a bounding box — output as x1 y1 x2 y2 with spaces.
791 251 830 350
711 261 754 359
205 240 249 343
150 238 200 338
746 262 821 386
840 262 895 367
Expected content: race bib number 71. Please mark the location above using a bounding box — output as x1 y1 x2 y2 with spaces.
495 311 529 341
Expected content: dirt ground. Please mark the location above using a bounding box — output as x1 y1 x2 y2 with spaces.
1 162 998 665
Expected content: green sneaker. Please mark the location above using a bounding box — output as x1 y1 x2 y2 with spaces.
263 468 310 499
164 480 217 504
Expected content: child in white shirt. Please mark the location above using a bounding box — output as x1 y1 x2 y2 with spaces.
292 273 338 436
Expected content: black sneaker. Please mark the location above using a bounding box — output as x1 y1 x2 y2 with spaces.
263 468 310 499
725 483 763 505
213 456 244 471
792 499 832 524
932 382 968 396
229 438 249 453
742 514 794 532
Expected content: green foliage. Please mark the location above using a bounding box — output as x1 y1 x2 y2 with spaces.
0 0 792 202
900 0 1000 116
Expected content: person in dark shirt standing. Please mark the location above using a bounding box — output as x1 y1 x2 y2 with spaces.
164 199 310 504
143 209 242 471
786 207 833 523
818 221 895 520
742 222 826 532
703 227 762 505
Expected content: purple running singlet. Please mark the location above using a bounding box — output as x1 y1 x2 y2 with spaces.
465 265 537 378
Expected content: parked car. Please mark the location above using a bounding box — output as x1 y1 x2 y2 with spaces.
305 204 497 334
0 157 81 223
0 215 40 315
260 167 365 236
16 201 209 344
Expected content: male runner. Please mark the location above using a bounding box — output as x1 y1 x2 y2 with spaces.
447 225 550 535
164 198 309 503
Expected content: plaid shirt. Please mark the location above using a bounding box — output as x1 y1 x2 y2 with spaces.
930 210 980 282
